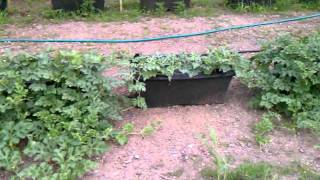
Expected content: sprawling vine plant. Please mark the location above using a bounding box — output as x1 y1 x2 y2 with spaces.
0 50 126 179
238 33 320 134
127 48 245 108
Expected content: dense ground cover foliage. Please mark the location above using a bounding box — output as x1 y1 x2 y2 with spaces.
239 32 320 134
0 51 125 179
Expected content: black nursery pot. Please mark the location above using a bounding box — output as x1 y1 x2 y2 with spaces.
51 0 105 11
164 0 191 10
140 0 158 10
141 71 235 107
140 0 190 11
0 0 7 11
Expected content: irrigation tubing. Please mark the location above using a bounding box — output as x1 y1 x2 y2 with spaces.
0 13 319 44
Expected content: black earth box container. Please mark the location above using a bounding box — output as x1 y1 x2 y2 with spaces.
51 0 105 11
141 71 234 107
140 0 158 10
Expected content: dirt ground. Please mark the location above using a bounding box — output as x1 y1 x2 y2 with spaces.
82 80 319 180
1 13 320 55
1 13 320 180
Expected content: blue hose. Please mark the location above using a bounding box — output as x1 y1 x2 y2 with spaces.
0 13 319 44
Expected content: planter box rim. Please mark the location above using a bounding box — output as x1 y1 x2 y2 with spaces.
146 70 235 81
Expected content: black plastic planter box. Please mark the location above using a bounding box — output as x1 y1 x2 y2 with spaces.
141 71 234 107
140 0 190 11
0 0 7 11
51 0 105 11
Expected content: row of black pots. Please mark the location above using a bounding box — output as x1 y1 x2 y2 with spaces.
140 0 191 11
51 0 105 11
51 0 190 11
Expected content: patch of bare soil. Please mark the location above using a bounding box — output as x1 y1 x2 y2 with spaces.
83 79 320 180
1 13 319 54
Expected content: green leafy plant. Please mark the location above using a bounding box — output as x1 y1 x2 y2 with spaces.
233 2 267 13
227 0 320 12
238 32 320 134
175 1 187 15
154 2 166 16
199 128 229 180
79 0 97 16
226 162 274 180
114 123 135 145
0 11 8 24
42 9 71 20
126 48 243 108
140 120 161 137
254 112 278 145
201 161 320 180
0 50 126 179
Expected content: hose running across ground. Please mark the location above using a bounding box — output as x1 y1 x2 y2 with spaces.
0 13 319 44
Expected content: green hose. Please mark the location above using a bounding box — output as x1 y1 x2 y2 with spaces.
0 13 319 44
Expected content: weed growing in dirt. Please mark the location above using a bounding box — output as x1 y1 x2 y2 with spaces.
115 120 161 144
199 129 229 180
226 162 275 180
228 0 320 12
175 1 188 16
154 2 166 16
201 161 320 179
0 11 8 24
277 162 320 179
233 2 268 13
140 120 162 137
42 9 71 20
254 112 278 146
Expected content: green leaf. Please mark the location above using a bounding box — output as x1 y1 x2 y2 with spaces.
122 123 135 134
115 134 129 146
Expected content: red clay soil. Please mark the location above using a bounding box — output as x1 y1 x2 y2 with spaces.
1 13 319 55
83 80 320 180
